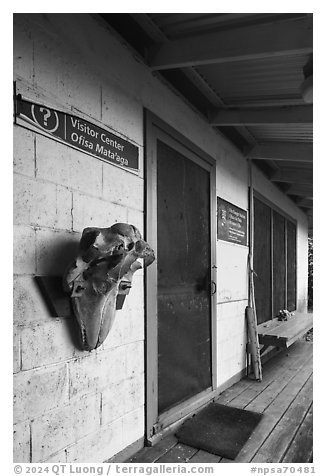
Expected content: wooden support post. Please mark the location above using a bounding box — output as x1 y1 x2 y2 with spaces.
246 306 263 380
247 160 263 381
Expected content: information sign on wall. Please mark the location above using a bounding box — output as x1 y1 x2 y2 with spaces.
15 95 139 172
217 198 248 246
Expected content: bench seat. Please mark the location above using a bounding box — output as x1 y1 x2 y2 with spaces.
257 312 313 349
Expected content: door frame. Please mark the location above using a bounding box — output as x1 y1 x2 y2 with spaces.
144 110 218 442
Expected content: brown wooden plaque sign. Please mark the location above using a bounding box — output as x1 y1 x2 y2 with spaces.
217 198 247 246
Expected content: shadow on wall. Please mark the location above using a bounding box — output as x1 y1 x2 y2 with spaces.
36 234 86 350
37 232 80 277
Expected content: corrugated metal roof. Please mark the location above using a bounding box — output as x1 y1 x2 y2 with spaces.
148 13 308 39
248 124 313 143
103 13 313 231
196 54 309 107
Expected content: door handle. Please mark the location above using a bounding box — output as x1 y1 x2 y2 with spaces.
211 280 217 295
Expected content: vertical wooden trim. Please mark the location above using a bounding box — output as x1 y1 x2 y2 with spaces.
248 162 254 309
144 111 158 440
285 220 288 309
210 165 218 390
295 225 297 310
271 209 274 318
247 184 251 305
246 184 251 375
247 160 262 381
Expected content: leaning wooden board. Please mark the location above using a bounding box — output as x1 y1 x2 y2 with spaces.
257 313 313 348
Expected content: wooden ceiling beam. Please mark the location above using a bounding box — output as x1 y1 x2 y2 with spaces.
286 184 313 197
271 168 313 184
158 13 311 37
149 17 312 70
180 67 225 107
180 67 257 147
209 106 312 126
296 198 313 208
247 142 313 162
129 13 167 41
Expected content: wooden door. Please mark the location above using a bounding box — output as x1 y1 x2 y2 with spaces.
145 112 217 440
157 139 212 414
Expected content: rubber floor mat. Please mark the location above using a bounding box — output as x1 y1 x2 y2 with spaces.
175 402 263 460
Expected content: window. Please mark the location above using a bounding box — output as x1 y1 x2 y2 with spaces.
253 195 297 324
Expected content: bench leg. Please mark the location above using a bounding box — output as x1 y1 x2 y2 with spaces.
260 344 271 357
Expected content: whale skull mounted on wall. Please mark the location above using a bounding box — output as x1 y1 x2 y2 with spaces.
63 223 155 351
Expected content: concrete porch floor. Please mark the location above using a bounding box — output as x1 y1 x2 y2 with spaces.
127 340 313 464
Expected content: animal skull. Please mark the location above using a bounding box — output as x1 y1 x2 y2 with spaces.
63 223 155 351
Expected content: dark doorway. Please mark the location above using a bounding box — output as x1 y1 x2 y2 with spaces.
156 140 212 414
253 197 272 324
145 112 217 439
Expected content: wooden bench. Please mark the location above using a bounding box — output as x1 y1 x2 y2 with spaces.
257 312 313 352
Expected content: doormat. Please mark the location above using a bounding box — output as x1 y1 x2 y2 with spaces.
175 402 263 460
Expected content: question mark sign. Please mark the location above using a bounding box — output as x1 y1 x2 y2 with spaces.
40 107 51 127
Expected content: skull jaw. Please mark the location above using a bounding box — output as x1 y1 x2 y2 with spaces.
72 284 119 351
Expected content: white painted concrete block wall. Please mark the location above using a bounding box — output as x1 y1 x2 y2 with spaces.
13 14 145 463
13 13 309 462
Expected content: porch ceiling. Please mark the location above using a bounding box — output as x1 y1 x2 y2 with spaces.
99 13 313 234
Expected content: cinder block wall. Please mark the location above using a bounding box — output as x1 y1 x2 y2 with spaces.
215 153 249 387
13 14 145 463
13 13 309 462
